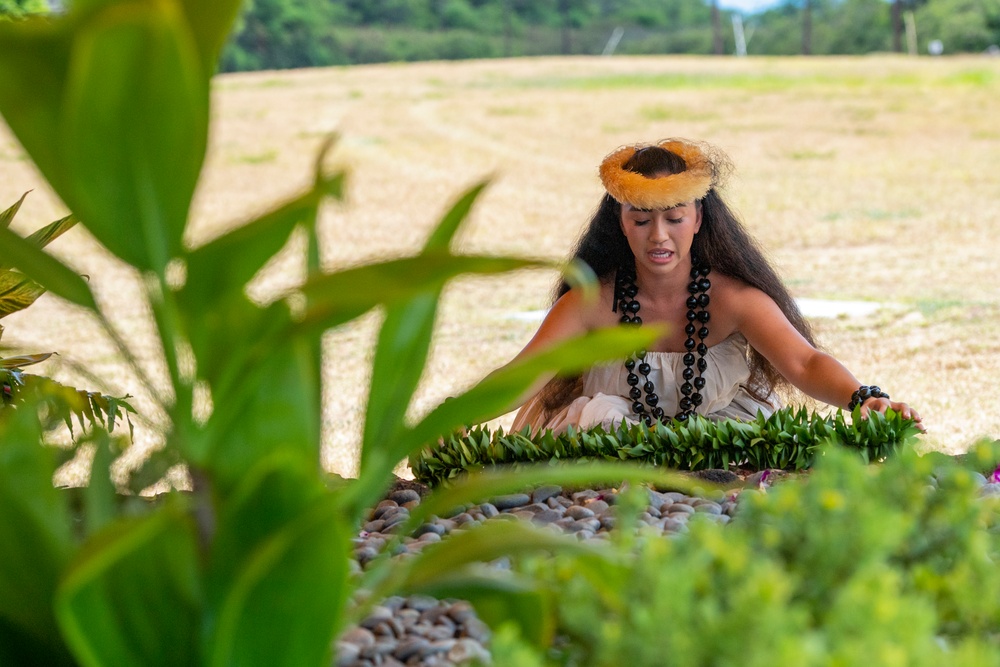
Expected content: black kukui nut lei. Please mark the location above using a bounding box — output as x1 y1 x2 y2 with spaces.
847 385 889 411
614 262 712 425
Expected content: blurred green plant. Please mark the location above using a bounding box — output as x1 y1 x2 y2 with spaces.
0 1 661 664
1 192 135 437
516 442 1000 667
413 406 921 486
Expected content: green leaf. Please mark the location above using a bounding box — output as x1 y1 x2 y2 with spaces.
55 507 202 667
174 0 244 76
83 432 118 538
0 352 55 369
25 214 78 250
60 1 207 274
0 21 73 206
0 403 74 663
0 270 46 319
179 172 345 385
204 335 320 491
0 226 96 310
0 191 28 230
408 463 699 531
204 457 350 667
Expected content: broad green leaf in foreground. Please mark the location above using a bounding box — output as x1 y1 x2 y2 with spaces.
205 337 321 491
0 404 74 665
0 20 73 205
61 1 208 273
56 508 202 667
174 0 244 76
203 454 352 667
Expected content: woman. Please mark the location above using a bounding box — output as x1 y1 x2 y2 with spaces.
506 138 922 433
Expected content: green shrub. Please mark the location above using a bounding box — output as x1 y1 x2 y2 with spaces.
515 443 1000 667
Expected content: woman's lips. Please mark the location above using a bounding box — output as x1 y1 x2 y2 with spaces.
648 249 674 264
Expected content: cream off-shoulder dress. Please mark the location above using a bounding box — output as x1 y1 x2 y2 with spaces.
511 333 778 434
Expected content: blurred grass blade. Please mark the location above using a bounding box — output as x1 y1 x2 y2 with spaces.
294 253 544 336
82 432 118 538
424 180 489 251
0 402 74 664
395 326 663 467
0 226 96 310
361 290 438 480
387 520 593 592
403 571 554 647
56 508 201 667
408 463 698 530
181 171 345 317
362 182 491 478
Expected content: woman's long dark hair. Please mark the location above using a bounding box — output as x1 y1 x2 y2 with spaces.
539 142 814 413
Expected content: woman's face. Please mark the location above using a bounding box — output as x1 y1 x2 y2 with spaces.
619 200 702 277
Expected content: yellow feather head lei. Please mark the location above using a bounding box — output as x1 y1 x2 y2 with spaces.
599 139 725 209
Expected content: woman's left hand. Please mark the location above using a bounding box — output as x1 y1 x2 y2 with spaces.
860 397 925 432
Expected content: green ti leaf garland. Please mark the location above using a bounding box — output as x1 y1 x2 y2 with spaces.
410 407 921 487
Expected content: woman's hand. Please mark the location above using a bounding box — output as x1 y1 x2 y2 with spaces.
859 397 925 432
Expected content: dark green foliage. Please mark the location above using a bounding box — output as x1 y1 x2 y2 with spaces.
516 443 1000 667
218 0 1000 69
411 406 922 486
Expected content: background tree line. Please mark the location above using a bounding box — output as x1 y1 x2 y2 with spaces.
3 0 999 75
218 0 1000 70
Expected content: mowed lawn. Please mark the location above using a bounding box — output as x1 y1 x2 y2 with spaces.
2 55 998 479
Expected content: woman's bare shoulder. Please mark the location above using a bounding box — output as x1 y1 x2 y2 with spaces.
711 272 765 303
553 279 617 329
709 273 774 333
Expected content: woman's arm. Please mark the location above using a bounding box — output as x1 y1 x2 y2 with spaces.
729 285 923 428
481 287 597 410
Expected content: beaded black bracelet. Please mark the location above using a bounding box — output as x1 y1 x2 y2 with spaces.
848 385 890 411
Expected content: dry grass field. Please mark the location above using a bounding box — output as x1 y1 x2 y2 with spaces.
2 55 999 480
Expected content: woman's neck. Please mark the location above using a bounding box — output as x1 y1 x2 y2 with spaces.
634 258 693 303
